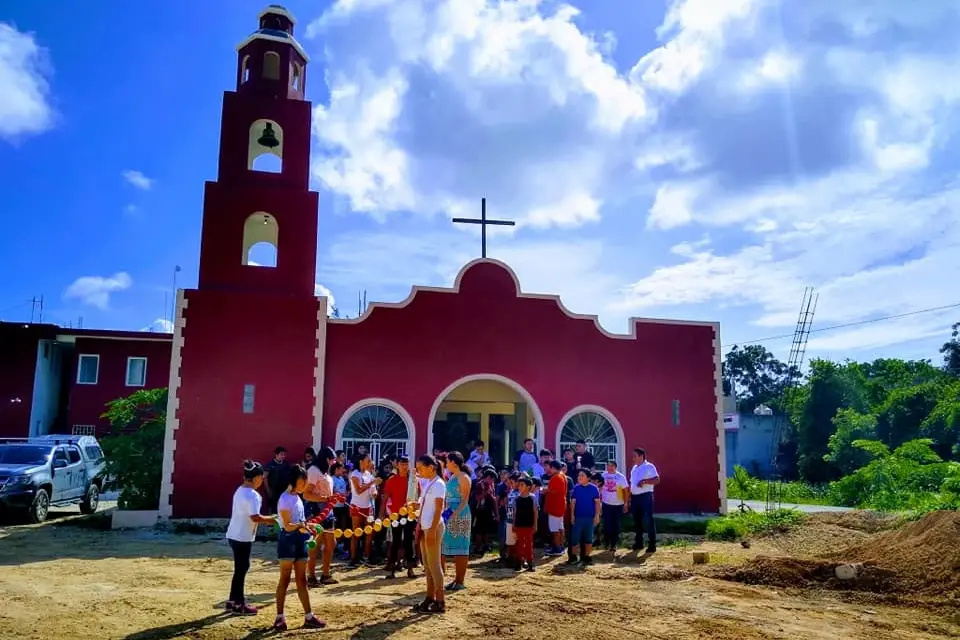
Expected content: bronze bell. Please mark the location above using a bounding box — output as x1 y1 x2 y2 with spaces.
257 123 280 148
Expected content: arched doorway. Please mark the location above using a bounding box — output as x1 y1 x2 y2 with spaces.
336 399 415 463
556 405 625 472
427 374 543 467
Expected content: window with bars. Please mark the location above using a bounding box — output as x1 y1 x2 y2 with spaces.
341 404 410 462
559 410 621 471
72 425 97 436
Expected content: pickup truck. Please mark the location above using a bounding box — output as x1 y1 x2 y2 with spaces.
0 434 106 523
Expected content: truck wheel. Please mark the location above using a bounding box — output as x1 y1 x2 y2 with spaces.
80 484 100 514
29 488 50 524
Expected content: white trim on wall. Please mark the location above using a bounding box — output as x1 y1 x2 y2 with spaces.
425 373 545 457
159 290 187 519
712 322 727 515
327 258 717 341
334 397 416 457
555 404 626 472
312 296 328 450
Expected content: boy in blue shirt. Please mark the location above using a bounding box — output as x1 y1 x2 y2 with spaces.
569 469 601 565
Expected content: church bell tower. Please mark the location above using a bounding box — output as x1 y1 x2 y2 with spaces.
161 6 327 519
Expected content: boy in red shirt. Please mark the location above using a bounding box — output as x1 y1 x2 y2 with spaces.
543 461 567 556
380 456 416 579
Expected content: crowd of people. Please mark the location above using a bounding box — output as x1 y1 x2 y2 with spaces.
224 438 661 631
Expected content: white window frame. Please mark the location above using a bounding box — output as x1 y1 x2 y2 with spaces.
125 356 148 387
76 354 100 385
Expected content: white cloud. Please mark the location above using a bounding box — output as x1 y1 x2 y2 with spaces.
122 170 154 190
0 23 54 141
63 272 132 310
315 283 337 316
302 0 960 357
141 317 173 333
307 0 651 227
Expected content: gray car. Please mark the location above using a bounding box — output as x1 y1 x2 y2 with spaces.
0 434 106 523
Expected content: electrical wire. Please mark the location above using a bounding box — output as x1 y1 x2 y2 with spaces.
732 302 960 346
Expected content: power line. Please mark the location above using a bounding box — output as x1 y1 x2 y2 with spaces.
732 301 960 346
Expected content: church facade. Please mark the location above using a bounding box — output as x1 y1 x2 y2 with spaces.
159 6 726 519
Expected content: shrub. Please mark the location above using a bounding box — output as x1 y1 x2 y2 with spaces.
99 388 167 511
705 509 806 541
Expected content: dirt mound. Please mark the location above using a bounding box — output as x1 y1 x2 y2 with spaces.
831 510 960 597
722 556 897 592
812 510 904 534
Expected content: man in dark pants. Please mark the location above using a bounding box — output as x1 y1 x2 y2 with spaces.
628 447 659 553
262 446 291 515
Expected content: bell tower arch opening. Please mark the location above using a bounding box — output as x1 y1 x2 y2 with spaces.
248 119 283 173
242 212 279 267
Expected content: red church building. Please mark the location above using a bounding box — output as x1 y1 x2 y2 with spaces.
159 5 726 519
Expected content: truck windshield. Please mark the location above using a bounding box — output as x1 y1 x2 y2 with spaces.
0 445 50 465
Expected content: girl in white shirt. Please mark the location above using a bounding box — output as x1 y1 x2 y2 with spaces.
348 453 382 567
225 460 274 615
274 465 325 632
413 454 447 614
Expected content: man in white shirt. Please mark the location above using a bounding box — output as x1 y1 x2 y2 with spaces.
629 447 659 553
600 460 629 550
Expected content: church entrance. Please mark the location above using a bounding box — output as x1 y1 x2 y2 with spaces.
429 376 541 468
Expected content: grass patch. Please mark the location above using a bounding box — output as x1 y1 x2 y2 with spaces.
705 508 806 541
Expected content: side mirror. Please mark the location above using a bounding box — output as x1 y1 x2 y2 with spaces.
54 459 68 469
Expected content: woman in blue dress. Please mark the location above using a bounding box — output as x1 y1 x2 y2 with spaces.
441 451 472 591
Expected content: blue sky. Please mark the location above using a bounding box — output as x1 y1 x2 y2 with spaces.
2 0 960 366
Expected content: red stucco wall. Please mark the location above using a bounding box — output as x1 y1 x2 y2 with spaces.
67 337 172 435
323 261 721 514
0 323 52 438
169 289 321 518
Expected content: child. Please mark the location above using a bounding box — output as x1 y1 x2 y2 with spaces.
225 460 275 615
348 453 381 568
304 450 338 587
274 465 325 631
503 473 521 567
471 468 498 555
600 460 628 551
591 472 605 546
570 469 601 565
512 477 538 572
496 469 510 560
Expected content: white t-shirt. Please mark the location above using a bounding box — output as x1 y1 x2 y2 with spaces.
277 491 305 527
418 476 446 530
350 469 376 508
630 461 659 495
306 466 332 500
601 471 628 505
226 486 262 542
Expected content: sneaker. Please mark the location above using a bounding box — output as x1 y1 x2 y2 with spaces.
224 600 234 611
384 572 396 580
273 617 288 632
320 575 339 585
646 546 657 554
232 603 257 616
526 563 535 572
307 575 321 588
566 556 578 565
581 556 594 565
303 615 326 629
407 567 416 579
513 563 522 572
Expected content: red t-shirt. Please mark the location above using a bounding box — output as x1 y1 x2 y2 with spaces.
383 474 408 513
545 473 567 517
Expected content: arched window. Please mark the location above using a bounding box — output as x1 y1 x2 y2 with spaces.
558 410 621 471
339 403 411 463
241 212 279 266
263 52 280 80
248 119 283 173
240 55 251 84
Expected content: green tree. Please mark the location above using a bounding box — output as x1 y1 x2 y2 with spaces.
824 409 877 475
920 381 960 460
875 381 943 450
722 345 796 414
789 359 867 483
99 388 167 511
941 321 960 378
828 438 956 510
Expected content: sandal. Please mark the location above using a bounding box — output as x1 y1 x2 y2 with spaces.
411 598 434 613
427 600 446 614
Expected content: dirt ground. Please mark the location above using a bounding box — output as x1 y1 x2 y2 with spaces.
0 511 958 640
